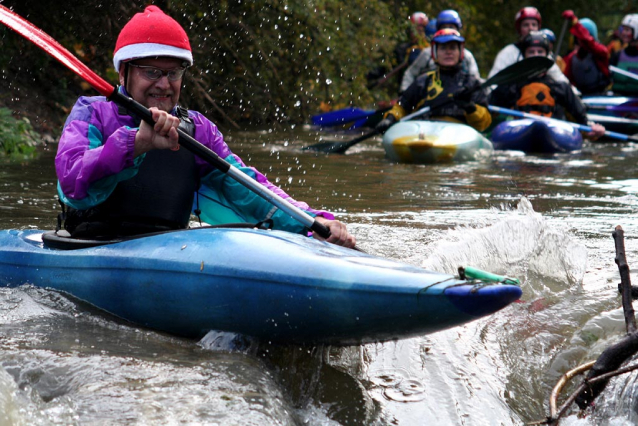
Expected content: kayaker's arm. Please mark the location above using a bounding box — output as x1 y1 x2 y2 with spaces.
56 98 145 209
458 81 492 132
464 106 492 132
313 216 356 248
558 81 606 140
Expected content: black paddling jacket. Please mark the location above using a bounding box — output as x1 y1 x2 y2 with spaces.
489 74 589 125
386 66 492 132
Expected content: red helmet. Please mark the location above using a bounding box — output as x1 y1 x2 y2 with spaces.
431 29 465 62
515 7 542 34
410 12 429 27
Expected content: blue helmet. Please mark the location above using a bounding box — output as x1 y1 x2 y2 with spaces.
436 10 462 30
579 18 598 41
425 19 438 38
540 28 556 43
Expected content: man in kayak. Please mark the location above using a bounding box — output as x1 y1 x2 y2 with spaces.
376 29 491 133
489 31 605 140
399 10 481 94
488 7 571 86
55 6 355 247
610 14 638 96
561 12 611 96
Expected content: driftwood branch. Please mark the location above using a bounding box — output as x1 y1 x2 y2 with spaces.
614 225 637 333
549 361 596 418
536 361 638 425
533 225 638 425
573 226 638 409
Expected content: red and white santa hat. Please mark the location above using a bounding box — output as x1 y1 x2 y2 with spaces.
113 5 193 71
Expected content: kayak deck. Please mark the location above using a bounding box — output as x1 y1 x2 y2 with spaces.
382 120 493 164
491 119 583 153
0 228 522 345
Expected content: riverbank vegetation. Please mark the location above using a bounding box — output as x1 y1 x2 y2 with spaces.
0 107 40 159
0 0 632 137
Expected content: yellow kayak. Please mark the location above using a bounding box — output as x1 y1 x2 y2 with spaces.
382 120 493 164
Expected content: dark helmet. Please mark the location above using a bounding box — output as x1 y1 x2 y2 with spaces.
521 30 550 54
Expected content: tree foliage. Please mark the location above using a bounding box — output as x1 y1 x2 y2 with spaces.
0 0 634 132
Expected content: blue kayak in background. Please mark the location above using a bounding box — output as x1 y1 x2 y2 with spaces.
491 118 583 153
582 96 638 136
0 228 522 345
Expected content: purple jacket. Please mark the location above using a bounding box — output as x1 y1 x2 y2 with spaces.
56 91 334 233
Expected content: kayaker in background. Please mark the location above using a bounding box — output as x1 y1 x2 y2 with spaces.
561 12 611 96
399 10 481 94
376 29 491 134
607 25 627 56
425 18 438 40
54 5 355 248
610 14 638 96
488 7 571 86
366 11 430 89
540 28 566 72
489 31 606 140
395 12 430 68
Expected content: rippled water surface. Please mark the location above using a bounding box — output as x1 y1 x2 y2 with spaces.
2 129 638 425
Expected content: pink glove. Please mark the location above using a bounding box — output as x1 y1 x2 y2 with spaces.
562 10 577 21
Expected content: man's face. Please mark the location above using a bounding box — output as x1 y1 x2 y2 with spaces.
519 19 539 38
119 57 184 112
437 42 461 67
524 46 547 58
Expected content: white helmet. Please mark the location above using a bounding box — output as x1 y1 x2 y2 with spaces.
621 14 638 41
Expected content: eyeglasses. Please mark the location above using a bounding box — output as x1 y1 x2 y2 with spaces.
128 63 187 81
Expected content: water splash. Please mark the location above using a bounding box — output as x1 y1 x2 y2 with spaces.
422 197 588 296
198 330 256 353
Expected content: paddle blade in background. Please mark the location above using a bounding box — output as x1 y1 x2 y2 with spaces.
484 56 554 87
0 5 115 97
311 105 392 129
312 107 374 126
584 99 638 117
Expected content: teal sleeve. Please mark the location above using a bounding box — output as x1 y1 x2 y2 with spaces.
195 156 314 234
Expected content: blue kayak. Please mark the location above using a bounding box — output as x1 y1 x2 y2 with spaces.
0 228 522 345
582 96 638 135
491 118 583 153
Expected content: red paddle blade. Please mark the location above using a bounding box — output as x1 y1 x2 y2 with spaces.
0 5 115 97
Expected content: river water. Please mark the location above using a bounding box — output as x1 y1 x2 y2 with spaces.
1 127 638 425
